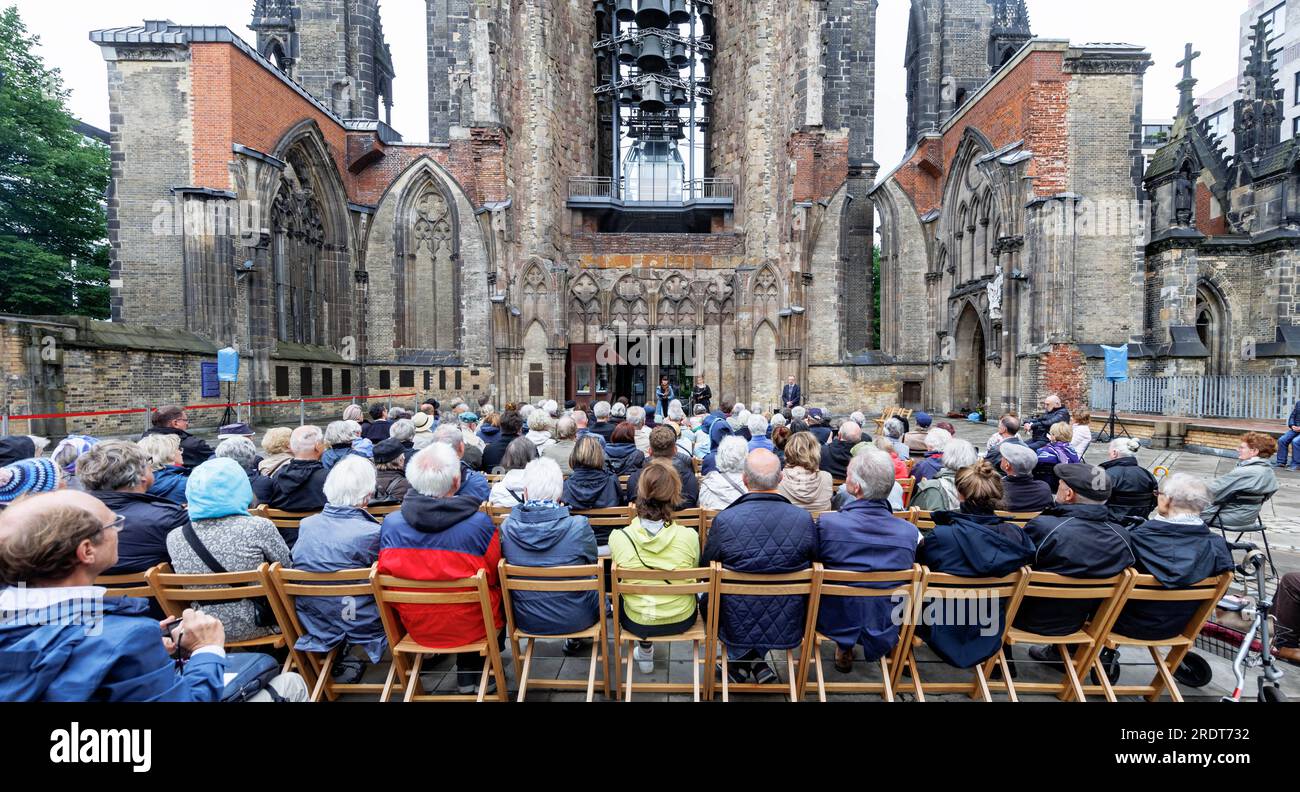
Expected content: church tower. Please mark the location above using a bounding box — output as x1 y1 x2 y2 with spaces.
250 0 395 123
905 0 1031 148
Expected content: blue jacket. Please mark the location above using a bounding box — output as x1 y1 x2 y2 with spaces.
458 462 490 503
500 503 600 636
1290 401 1300 428
291 505 386 663
816 499 919 659
912 453 943 483
92 490 186 575
0 591 224 701
148 466 188 505
708 414 735 450
918 510 1036 668
701 492 818 653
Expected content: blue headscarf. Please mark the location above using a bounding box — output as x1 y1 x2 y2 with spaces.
186 457 253 520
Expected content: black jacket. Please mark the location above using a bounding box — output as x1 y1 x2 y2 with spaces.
603 443 645 477
1001 474 1055 513
984 436 1024 471
362 420 393 443
691 385 712 411
481 431 520 473
253 458 328 522
820 440 856 480
562 467 623 515
1102 456 1158 522
1110 518 1233 641
590 420 617 442
0 436 35 466
1015 503 1135 636
1028 407 1071 443
141 426 214 471
625 454 699 509
702 492 818 652
92 490 187 574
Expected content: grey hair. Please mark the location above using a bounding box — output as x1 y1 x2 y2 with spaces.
216 436 259 469
771 413 787 428
342 404 364 422
137 433 181 469
432 423 464 451
747 413 769 437
543 399 559 417
667 400 685 422
412 433 436 450
743 452 782 491
520 457 564 502
731 402 747 415
999 442 1038 476
406 443 461 498
388 408 411 421
791 406 806 421
850 411 867 427
847 447 896 501
554 416 577 440
924 428 952 453
323 454 377 508
715 436 749 475
1109 438 1141 458
389 419 417 443
480 403 496 416
610 402 627 418
290 425 324 455
838 420 863 443
1160 472 1212 513
324 420 355 446
520 404 535 420
593 401 611 419
528 410 553 432
884 418 904 440
627 405 646 427
75 440 151 492
942 438 978 472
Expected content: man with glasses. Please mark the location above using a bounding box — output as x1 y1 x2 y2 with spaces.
0 490 306 701
141 404 215 471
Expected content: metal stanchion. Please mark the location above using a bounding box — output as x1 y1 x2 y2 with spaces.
1 404 8 436
299 399 306 426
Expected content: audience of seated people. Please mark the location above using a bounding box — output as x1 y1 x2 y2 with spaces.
1102 438 1159 522
703 449 817 684
603 421 647 478
372 438 413 504
996 442 1055 513
983 414 1024 470
488 438 540 507
253 425 329 522
138 433 188 505
911 428 950 483
697 436 750 511
873 435 910 479
1032 422 1082 494
542 416 578 475
1201 432 1280 533
625 425 699 510
820 420 863 481
562 435 623 516
482 411 524 473
911 438 979 513
433 423 490 502
141 405 215 470
777 431 833 513
80 440 186 576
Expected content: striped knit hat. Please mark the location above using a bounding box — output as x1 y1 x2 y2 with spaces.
0 458 62 503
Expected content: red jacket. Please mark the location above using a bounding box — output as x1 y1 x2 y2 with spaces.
378 493 503 648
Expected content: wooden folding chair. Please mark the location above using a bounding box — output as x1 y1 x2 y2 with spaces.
485 474 505 485
97 563 170 599
910 510 937 532
996 570 1133 702
672 508 703 534
146 562 308 679
903 567 1029 702
573 506 637 537
610 563 715 701
1081 571 1233 703
484 504 514 527
269 563 388 702
802 564 923 702
898 477 915 509
367 503 402 520
708 563 819 702
254 506 320 541
995 510 1042 527
698 509 720 550
892 511 919 526
498 560 611 701
370 568 509 702
692 457 702 477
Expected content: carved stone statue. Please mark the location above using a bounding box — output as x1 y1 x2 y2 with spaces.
986 264 1005 321
1173 169 1195 226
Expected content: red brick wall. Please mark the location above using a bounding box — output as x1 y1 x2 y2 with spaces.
1043 344 1089 411
570 233 743 256
789 132 849 203
1195 182 1227 236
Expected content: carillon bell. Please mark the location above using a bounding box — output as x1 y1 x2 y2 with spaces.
620 86 639 105
615 0 635 22
635 0 670 29
619 38 638 63
671 86 688 105
669 0 690 24
670 41 689 67
639 80 667 113
637 31 669 73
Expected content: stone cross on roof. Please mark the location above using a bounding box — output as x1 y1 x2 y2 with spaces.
1176 42 1201 120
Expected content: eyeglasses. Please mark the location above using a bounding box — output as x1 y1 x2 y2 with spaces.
102 514 125 533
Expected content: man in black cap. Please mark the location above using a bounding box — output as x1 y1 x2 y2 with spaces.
0 436 36 467
1015 463 1136 660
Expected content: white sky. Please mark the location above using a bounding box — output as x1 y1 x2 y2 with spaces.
15 0 1248 172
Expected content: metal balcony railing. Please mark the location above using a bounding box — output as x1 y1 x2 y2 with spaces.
567 176 735 204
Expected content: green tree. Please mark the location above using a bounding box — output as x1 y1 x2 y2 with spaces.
872 244 882 345
0 5 110 318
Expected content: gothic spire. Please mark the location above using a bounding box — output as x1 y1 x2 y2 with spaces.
988 0 1032 70
1243 15 1282 102
1175 42 1200 122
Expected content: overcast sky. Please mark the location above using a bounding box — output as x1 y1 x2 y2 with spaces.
14 0 1246 172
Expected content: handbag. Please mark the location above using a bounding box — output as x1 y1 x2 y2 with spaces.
180 523 277 628
219 652 285 702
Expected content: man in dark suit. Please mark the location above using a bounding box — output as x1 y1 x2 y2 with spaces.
781 376 802 409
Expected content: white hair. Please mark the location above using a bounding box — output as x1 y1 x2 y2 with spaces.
215 436 258 469
627 405 646 427
838 420 863 443
324 420 354 446
554 416 576 440
667 400 685 422
1160 472 1212 513
543 399 559 417
593 400 611 419
406 443 461 498
942 438 978 472
342 404 364 422
290 425 323 455
747 413 768 437
731 402 746 416
850 411 867 427
791 406 806 421
924 427 952 453
412 433 436 450
715 436 749 475
1109 438 1141 458
520 457 564 502
884 418 904 439
390 419 416 443
770 413 787 428
323 454 377 508
480 404 496 416
520 404 535 420
848 447 896 501
610 402 627 418
433 423 464 451
527 410 552 432
999 442 1038 476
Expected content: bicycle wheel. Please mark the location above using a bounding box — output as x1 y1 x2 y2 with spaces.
1173 652 1212 689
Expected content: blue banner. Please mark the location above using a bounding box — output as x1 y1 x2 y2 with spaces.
1102 345 1129 382
217 347 240 383
200 362 221 398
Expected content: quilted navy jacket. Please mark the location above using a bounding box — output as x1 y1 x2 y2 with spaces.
701 492 818 653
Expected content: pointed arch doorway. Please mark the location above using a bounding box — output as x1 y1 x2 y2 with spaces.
952 303 987 413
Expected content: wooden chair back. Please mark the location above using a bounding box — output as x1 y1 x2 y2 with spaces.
892 511 919 526
995 510 1041 526
253 505 320 532
367 503 402 519
708 563 819 701
610 563 715 701
672 508 704 533
485 474 505 484
268 563 383 701
573 506 637 535
484 504 514 527
898 476 915 509
97 563 170 599
697 508 720 550
910 509 936 531
803 564 924 701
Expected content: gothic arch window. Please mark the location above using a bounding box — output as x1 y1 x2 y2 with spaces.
569 272 602 327
264 39 290 72
752 266 780 321
396 171 460 352
270 160 328 346
657 273 696 327
611 275 648 329
1195 282 1230 375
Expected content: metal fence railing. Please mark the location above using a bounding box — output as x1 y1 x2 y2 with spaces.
1093 375 1300 421
567 176 735 203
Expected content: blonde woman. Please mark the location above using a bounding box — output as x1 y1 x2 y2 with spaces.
258 427 294 477
138 433 187 504
776 432 833 512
